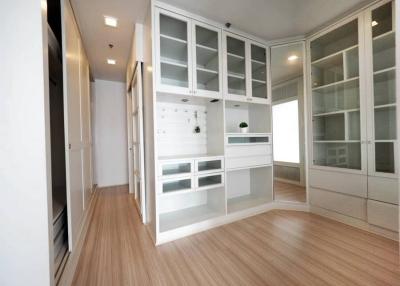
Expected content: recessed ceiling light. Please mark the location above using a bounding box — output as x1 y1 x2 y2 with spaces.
104 16 118 27
107 59 116 65
371 20 378 27
288 55 299 62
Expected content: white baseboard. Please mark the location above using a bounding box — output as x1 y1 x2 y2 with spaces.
274 177 304 187
310 205 399 241
57 186 98 286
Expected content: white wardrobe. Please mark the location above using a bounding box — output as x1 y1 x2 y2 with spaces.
308 0 398 237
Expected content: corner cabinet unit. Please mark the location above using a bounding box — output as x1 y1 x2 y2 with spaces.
308 0 398 235
155 8 223 99
224 32 270 104
150 4 273 244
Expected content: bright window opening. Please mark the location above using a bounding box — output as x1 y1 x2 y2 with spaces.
272 100 300 163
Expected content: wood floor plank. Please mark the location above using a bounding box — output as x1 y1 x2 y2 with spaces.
72 186 400 286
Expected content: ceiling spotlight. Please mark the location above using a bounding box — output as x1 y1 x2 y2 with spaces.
288 55 299 62
371 20 378 27
181 98 189 102
104 16 118 27
107 59 116 65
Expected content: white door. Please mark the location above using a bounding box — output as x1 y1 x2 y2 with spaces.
131 64 146 223
62 0 85 251
127 87 135 194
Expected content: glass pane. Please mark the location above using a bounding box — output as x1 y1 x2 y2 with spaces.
313 143 361 169
196 25 219 92
310 19 358 62
198 160 222 172
198 175 222 187
227 36 246 96
159 14 189 88
372 2 392 38
251 44 267 99
375 142 395 173
372 2 396 174
228 136 269 144
162 162 191 176
163 178 191 193
313 114 345 141
310 19 361 170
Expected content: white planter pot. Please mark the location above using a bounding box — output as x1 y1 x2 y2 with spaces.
240 127 248 133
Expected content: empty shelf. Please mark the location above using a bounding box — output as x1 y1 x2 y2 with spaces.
159 205 224 232
228 194 270 213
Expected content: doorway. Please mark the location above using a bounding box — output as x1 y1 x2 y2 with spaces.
270 42 307 203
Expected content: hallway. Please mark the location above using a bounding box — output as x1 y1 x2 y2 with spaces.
72 186 400 286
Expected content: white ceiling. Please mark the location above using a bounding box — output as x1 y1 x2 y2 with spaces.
71 0 371 82
70 0 149 82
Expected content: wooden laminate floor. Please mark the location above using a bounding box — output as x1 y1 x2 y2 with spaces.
72 185 400 286
274 181 307 203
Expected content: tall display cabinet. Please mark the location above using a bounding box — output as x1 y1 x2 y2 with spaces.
149 3 273 244
308 0 398 234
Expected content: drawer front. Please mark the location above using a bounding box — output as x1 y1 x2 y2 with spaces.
158 176 193 194
195 172 225 190
226 144 272 158
226 155 272 170
309 168 367 198
368 177 398 205
158 160 193 179
195 157 224 174
310 187 367 220
367 200 398 231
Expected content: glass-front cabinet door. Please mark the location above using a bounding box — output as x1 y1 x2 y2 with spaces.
192 21 222 98
224 32 248 101
156 9 192 94
367 1 397 176
250 43 268 103
310 17 365 171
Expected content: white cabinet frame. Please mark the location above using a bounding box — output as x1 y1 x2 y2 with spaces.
155 8 193 95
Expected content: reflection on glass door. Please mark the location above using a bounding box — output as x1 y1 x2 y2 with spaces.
370 1 396 174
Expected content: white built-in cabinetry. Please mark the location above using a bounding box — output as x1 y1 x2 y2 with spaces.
308 0 398 233
152 5 273 244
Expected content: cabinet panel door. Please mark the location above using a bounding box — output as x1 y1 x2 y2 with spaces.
309 16 367 173
250 42 268 103
155 8 192 95
223 32 248 101
366 1 397 177
192 21 222 98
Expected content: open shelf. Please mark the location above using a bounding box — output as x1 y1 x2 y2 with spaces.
159 187 225 232
227 166 272 214
225 100 271 133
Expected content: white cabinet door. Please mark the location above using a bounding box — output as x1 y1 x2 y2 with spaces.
192 21 222 99
62 0 85 251
365 0 397 178
223 31 249 102
308 15 367 175
155 8 193 95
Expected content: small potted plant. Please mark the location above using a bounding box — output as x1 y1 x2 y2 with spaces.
239 122 248 133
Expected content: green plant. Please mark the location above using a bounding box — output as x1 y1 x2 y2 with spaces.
239 122 248 128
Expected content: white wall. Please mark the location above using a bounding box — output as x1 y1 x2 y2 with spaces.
0 0 53 285
92 79 128 187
